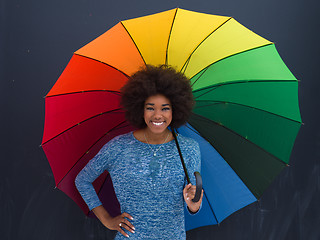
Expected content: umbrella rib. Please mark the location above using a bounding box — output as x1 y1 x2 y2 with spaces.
41 108 125 146
189 43 274 81
194 99 302 125
190 66 210 88
165 8 178 66
192 79 299 95
45 90 121 98
56 120 131 188
189 113 289 167
193 79 298 97
179 17 233 74
120 22 147 66
193 86 219 99
203 188 220 224
73 53 131 78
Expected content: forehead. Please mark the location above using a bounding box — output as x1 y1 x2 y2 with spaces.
145 94 171 105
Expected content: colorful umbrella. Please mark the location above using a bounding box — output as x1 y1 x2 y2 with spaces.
41 8 302 231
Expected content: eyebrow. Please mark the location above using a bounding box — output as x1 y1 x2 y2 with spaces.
145 103 171 106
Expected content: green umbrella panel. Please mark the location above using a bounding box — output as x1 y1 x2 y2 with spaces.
188 43 302 198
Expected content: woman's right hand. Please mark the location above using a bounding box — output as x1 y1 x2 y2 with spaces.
105 212 135 238
92 206 135 238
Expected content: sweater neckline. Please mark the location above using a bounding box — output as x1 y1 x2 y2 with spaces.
130 131 176 146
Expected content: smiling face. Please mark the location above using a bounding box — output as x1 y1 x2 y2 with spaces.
144 94 172 136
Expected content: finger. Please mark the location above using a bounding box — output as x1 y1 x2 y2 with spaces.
122 212 134 221
118 227 129 238
187 186 196 194
186 187 195 196
185 192 193 201
185 185 196 200
188 192 195 199
183 183 192 195
122 218 135 232
121 222 135 234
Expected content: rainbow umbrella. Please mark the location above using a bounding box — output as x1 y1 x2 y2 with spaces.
41 8 302 231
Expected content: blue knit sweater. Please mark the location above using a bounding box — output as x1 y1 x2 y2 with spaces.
75 131 201 239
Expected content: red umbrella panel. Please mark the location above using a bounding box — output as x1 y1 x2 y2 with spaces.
42 56 135 215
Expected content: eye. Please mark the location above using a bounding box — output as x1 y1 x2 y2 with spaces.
146 107 154 111
162 107 171 111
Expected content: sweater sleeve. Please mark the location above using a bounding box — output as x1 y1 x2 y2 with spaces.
75 140 115 211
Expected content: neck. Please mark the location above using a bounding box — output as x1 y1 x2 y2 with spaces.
144 128 171 144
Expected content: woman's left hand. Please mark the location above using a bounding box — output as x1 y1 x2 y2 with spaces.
183 183 203 213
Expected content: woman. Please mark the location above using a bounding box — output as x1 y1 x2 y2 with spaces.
75 65 203 239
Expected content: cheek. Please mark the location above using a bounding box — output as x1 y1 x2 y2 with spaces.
167 111 173 122
144 111 151 122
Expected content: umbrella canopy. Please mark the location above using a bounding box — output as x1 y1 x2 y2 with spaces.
41 8 302 231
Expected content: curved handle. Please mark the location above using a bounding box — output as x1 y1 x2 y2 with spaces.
192 171 203 203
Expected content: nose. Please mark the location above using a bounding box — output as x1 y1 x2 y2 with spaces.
153 109 162 119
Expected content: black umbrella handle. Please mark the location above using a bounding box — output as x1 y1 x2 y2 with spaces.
192 171 202 203
171 128 203 203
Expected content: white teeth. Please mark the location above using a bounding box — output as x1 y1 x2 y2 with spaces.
152 122 164 126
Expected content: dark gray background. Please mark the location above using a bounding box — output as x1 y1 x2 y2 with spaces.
1 0 319 239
